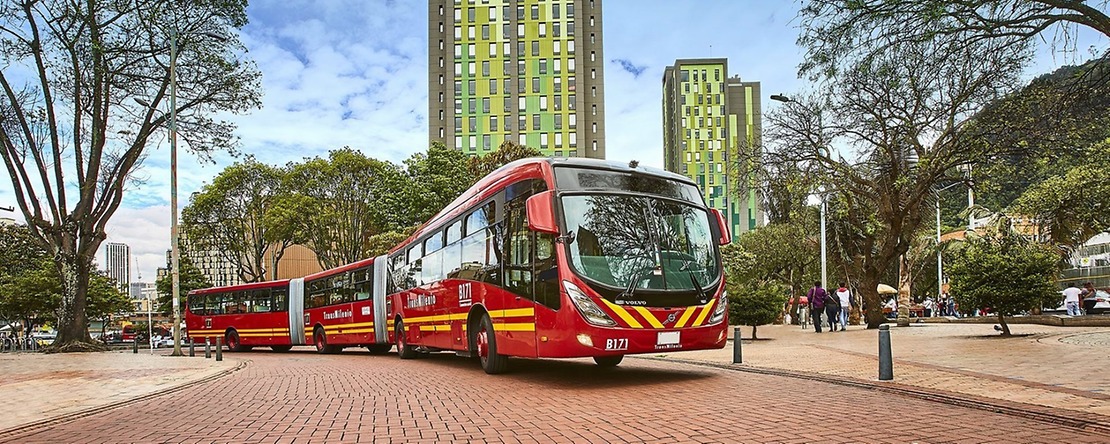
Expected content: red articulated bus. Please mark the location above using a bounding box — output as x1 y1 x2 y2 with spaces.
185 257 392 353
387 157 732 374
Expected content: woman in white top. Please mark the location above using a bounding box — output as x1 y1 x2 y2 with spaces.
836 283 852 331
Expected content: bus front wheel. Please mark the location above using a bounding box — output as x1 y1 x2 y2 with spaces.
476 314 508 374
594 355 624 367
396 320 417 359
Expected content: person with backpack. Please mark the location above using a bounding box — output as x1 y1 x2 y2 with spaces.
807 282 828 333
824 286 841 331
836 283 852 331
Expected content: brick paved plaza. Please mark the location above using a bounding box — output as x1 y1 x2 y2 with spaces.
0 323 1107 443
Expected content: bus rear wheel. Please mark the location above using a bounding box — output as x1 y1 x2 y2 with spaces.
594 355 624 367
270 345 293 352
395 320 417 359
367 344 392 355
475 314 508 374
226 330 252 352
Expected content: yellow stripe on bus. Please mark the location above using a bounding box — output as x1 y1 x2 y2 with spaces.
494 323 535 332
600 298 643 329
632 306 665 329
692 298 717 327
675 306 697 328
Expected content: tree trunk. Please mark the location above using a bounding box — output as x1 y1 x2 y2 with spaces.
751 325 758 340
861 271 885 328
53 254 94 345
998 312 1011 336
897 254 912 327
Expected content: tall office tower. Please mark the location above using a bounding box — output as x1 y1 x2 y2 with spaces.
662 58 763 238
104 242 131 293
428 0 607 158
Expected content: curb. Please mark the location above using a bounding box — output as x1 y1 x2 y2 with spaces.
638 355 1110 437
0 358 248 439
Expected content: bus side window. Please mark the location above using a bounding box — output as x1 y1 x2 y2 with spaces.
534 232 560 309
273 289 288 312
253 289 271 313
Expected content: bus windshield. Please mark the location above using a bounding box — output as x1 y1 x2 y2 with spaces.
561 194 719 301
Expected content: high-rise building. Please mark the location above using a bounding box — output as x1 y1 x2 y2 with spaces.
662 58 763 238
104 242 130 293
428 0 607 158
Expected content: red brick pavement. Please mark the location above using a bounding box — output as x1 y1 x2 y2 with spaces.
2 349 1108 444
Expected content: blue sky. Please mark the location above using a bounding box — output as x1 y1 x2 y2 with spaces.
1 1 1105 282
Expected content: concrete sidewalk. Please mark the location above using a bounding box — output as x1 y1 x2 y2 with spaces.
673 323 1110 426
0 350 240 433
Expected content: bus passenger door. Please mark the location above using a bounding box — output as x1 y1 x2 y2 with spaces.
502 197 538 357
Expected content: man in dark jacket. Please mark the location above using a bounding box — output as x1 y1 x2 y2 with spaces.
808 282 827 333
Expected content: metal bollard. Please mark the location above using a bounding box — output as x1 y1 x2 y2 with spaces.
204 339 211 359
878 324 893 380
132 338 138 354
215 337 223 362
189 338 195 357
732 326 742 364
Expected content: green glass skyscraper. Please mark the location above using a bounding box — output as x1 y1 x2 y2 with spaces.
429 0 606 158
662 58 762 237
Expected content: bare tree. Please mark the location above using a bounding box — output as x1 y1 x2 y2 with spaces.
764 35 1031 328
798 0 1110 80
0 0 260 349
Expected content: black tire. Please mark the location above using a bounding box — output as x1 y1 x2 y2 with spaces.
395 320 417 359
476 314 508 374
270 345 293 352
226 330 252 352
313 328 339 354
594 355 624 367
367 343 393 355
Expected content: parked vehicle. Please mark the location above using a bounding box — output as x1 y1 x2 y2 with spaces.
1083 290 1110 315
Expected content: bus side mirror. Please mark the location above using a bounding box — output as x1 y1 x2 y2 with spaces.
526 190 559 234
711 209 731 245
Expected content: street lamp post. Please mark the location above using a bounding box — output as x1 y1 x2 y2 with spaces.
933 182 963 303
136 29 224 357
770 94 828 288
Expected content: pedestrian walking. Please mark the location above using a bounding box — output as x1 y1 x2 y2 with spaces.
1081 282 1097 315
836 283 852 331
923 297 934 318
1063 283 1082 316
824 290 840 331
808 282 827 333
798 294 810 329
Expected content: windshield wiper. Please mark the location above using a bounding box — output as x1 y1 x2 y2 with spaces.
620 265 660 303
678 257 710 304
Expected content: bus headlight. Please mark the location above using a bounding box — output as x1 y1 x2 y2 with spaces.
709 290 728 324
564 280 617 327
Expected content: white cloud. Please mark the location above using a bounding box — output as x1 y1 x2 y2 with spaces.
3 0 1107 282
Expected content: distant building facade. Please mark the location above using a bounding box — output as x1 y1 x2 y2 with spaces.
428 0 607 158
662 58 763 238
104 242 130 293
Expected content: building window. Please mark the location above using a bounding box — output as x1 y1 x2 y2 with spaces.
468 7 475 22
539 23 547 37
539 59 548 74
489 43 496 56
554 114 562 130
468 79 475 94
553 41 561 55
568 40 575 54
489 79 497 94
469 116 477 130
482 97 490 113
540 96 548 110
568 94 575 110
519 96 526 110
519 115 527 130
554 95 561 110
531 4 539 19
532 77 540 93
482 61 490 76
570 133 577 146
569 114 576 128
483 134 491 150
532 41 540 56
552 3 560 19
482 24 489 39
554 78 561 93
554 22 561 37
533 113 540 130
540 133 548 148
555 133 563 147
567 4 575 17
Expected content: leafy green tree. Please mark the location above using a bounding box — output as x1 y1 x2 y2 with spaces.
727 281 789 340
947 219 1060 336
183 158 289 283
401 142 475 226
1010 141 1110 254
278 148 408 269
85 271 133 337
468 140 544 179
366 230 415 258
155 255 212 316
723 220 819 324
0 0 261 348
0 258 61 337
